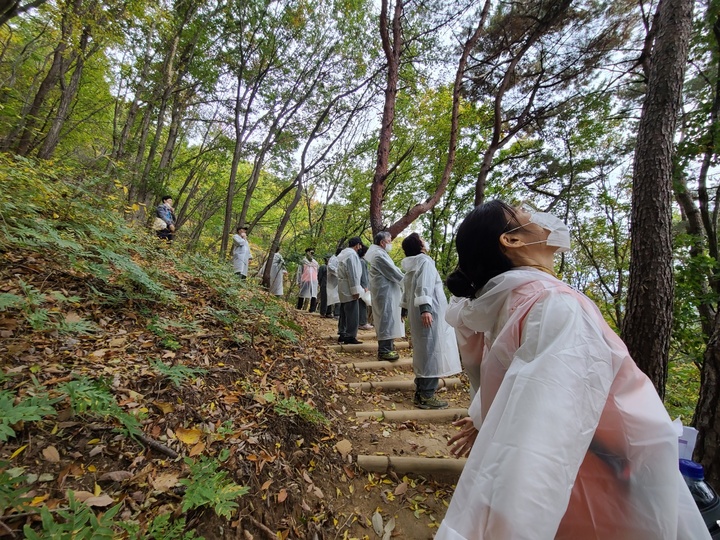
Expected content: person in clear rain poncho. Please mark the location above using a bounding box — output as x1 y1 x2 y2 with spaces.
336 237 364 344
260 252 286 297
296 248 318 312
400 233 461 409
231 226 252 278
437 200 709 540
326 249 341 317
364 231 405 361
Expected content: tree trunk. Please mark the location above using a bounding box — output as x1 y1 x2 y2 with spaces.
37 27 91 159
620 0 693 398
369 0 402 236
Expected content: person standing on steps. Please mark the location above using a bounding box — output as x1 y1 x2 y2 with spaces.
326 248 341 318
358 245 373 331
231 225 252 279
400 232 461 410
296 248 319 312
438 200 709 540
336 237 364 344
364 231 404 361
318 256 329 316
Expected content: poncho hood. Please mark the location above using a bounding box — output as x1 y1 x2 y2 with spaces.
400 253 430 273
447 268 565 333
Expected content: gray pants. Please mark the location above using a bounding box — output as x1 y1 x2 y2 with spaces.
359 300 368 325
415 377 439 399
338 299 359 340
378 339 394 354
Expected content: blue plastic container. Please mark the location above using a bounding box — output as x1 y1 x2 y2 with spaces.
680 459 720 538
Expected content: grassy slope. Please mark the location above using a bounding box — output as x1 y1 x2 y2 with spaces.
0 156 347 539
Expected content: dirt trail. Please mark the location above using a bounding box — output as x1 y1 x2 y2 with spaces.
300 311 471 539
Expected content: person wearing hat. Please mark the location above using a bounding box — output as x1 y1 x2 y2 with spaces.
336 237 364 344
232 226 252 279
296 248 319 312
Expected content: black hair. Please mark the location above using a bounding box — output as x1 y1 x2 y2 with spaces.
374 231 391 245
358 245 368 258
348 237 362 248
161 195 173 202
446 200 521 298
305 247 315 253
236 225 247 233
401 232 423 257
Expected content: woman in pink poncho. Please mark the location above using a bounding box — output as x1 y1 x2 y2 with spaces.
436 200 708 540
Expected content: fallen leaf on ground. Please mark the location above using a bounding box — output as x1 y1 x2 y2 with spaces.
175 427 202 445
42 446 60 463
99 471 132 482
189 441 205 456
84 494 114 507
151 472 180 492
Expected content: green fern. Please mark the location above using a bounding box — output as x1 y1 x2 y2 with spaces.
274 396 328 426
151 360 207 388
0 389 57 442
0 292 23 310
0 461 32 513
180 455 249 519
57 377 141 436
23 491 121 540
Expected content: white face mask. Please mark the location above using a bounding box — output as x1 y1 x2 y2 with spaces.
508 211 571 253
384 242 393 252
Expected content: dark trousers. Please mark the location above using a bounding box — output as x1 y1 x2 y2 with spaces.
359 300 368 326
415 377 439 399
156 230 174 242
235 272 246 280
378 339 394 355
319 283 328 316
296 297 317 312
338 299 359 340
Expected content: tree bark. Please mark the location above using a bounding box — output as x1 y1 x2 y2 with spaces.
369 0 402 236
620 0 693 398
36 26 92 159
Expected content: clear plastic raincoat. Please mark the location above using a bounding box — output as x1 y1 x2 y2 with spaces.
295 257 318 298
260 253 285 296
231 234 251 275
337 247 362 303
438 268 709 540
326 255 340 305
400 254 461 378
364 245 404 340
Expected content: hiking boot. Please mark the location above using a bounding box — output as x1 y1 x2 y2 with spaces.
414 395 448 410
343 337 362 345
378 351 399 362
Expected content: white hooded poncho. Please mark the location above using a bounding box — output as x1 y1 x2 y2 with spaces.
295 257 318 298
337 247 363 303
326 254 340 305
260 253 285 296
438 268 709 540
231 234 251 275
400 254 461 378
364 244 404 341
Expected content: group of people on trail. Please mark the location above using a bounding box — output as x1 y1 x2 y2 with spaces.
155 189 710 537
327 232 462 410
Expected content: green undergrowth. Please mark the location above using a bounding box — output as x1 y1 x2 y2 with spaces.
0 155 318 537
0 155 299 342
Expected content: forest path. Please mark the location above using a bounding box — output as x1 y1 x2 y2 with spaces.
299 311 471 539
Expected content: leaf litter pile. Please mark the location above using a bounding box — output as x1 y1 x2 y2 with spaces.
0 160 455 539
